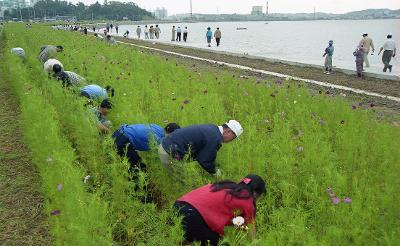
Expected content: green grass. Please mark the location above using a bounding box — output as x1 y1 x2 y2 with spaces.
1 23 400 245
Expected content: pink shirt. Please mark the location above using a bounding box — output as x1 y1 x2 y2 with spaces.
178 184 255 235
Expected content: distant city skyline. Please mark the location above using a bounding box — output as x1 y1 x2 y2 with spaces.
69 0 399 15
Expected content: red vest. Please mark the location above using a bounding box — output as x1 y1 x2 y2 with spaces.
178 184 255 235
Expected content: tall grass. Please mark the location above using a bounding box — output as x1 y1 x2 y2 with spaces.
2 23 400 245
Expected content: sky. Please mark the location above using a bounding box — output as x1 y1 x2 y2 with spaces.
74 0 400 15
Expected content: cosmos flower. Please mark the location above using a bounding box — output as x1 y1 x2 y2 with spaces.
57 184 63 191
51 210 61 216
232 216 245 226
331 197 340 204
83 175 91 184
343 197 352 203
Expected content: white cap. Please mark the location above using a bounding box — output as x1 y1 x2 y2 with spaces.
388 33 393 36
225 120 243 137
362 32 368 35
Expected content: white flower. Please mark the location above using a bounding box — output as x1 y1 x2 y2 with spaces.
84 175 91 184
46 157 53 162
293 101 297 104
232 216 245 226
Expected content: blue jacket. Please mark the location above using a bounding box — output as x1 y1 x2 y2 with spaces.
161 124 223 174
120 124 164 151
206 30 212 37
80 84 107 100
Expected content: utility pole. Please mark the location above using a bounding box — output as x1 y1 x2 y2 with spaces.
190 0 193 19
314 7 316 20
266 1 269 15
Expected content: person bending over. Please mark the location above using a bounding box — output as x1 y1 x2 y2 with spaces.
174 174 266 246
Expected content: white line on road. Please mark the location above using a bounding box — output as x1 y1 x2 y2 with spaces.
117 40 400 103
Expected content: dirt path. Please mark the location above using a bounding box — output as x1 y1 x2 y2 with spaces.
0 39 50 245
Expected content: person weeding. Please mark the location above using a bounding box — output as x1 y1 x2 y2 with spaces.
11 47 26 58
174 174 266 246
80 84 114 102
106 35 116 45
112 123 181 175
323 40 334 74
378 33 396 73
38 45 63 63
44 59 63 76
158 120 243 175
54 68 85 87
91 99 113 134
353 44 365 78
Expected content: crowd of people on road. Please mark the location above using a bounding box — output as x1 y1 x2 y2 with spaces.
10 31 264 245
323 32 396 78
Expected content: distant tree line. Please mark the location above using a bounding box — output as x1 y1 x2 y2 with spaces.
3 0 154 21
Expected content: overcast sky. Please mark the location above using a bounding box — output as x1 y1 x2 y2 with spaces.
75 0 399 15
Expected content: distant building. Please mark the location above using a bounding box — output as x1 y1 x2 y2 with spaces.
251 6 263 15
154 7 168 19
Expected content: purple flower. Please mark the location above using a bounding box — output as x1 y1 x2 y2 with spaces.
343 197 352 203
50 210 61 216
57 184 63 191
331 197 341 204
275 79 283 85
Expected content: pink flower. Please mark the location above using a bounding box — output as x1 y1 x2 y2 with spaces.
331 197 340 204
51 210 61 216
343 197 352 203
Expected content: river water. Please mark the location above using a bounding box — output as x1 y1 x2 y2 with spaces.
113 19 400 76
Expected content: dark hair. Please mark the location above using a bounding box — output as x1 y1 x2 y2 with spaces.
56 45 63 51
164 123 180 134
211 174 266 203
105 85 115 98
55 71 71 87
52 64 63 74
100 98 112 109
387 35 392 39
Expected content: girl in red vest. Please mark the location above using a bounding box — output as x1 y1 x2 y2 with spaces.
174 174 266 245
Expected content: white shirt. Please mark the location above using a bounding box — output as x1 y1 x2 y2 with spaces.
44 59 63 73
218 126 223 135
382 39 396 51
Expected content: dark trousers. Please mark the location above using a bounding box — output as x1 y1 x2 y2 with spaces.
183 33 188 42
112 130 146 174
216 38 221 46
382 50 393 72
174 201 220 246
176 33 182 41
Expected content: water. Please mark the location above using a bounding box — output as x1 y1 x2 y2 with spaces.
115 20 400 76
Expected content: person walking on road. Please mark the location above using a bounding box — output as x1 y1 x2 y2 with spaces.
171 26 176 41
115 25 119 34
359 32 375 68
149 25 155 39
176 27 182 42
158 120 243 175
174 174 266 246
206 27 213 47
155 25 161 39
353 44 365 78
183 27 188 42
323 40 334 74
144 25 149 39
378 33 396 73
136 26 141 39
214 27 222 47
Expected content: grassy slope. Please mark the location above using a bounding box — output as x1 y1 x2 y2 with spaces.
2 24 400 245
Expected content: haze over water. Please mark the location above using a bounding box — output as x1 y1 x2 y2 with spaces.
117 19 400 76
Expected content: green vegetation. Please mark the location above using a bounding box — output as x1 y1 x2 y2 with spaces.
1 24 400 245
3 0 153 21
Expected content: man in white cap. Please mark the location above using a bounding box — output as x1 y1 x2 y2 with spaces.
359 32 375 68
158 120 243 175
378 33 396 72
